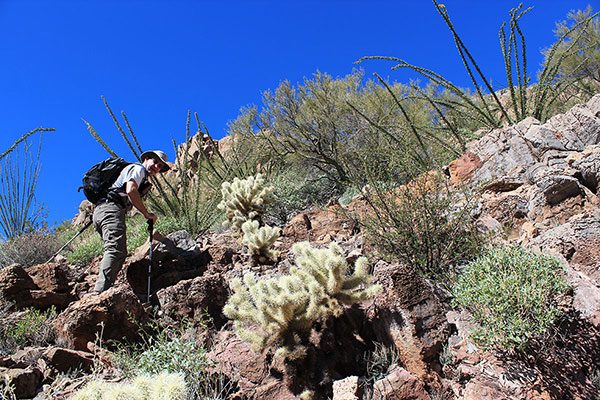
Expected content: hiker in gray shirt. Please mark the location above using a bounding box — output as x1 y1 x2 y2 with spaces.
93 150 170 294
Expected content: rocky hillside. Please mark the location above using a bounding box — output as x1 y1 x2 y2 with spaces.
1 95 600 399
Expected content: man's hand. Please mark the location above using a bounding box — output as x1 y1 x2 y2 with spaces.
146 213 158 224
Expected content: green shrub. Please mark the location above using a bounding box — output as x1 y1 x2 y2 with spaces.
452 246 570 351
265 167 345 225
112 319 233 400
66 230 103 266
358 171 483 286
223 242 381 360
0 299 57 356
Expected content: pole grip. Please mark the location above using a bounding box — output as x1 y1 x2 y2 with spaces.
147 219 154 235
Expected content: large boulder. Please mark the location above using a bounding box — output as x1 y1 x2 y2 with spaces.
0 264 37 304
449 95 600 188
42 347 94 374
156 273 229 327
0 263 71 310
569 144 600 193
369 261 450 380
53 286 147 351
208 330 297 400
372 366 431 400
530 215 600 324
26 263 71 293
0 366 43 399
125 230 210 300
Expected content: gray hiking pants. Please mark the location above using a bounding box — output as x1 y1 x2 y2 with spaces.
93 201 127 293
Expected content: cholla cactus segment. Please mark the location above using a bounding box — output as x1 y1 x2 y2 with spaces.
217 174 273 232
72 372 187 400
291 241 381 307
223 242 381 359
242 220 281 259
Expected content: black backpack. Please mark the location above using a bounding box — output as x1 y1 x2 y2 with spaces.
80 158 131 204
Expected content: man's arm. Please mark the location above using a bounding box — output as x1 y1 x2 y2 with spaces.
126 180 157 223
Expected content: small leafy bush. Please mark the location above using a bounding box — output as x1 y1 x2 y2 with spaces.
452 246 570 350
112 319 233 400
0 232 62 268
358 171 483 285
265 167 345 225
0 299 57 356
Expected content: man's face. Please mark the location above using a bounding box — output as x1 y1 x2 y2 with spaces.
144 156 165 176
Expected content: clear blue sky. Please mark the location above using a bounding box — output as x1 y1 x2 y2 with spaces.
0 0 595 227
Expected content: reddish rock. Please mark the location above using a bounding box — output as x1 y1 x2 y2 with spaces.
370 262 450 379
463 378 510 400
208 330 271 393
372 366 430 400
43 347 94 373
0 264 37 301
333 376 362 400
156 273 229 327
1 366 43 399
0 263 75 310
207 245 235 266
448 151 483 185
29 290 70 310
281 206 356 253
26 262 71 293
53 286 147 351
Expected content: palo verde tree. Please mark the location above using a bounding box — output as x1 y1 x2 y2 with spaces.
227 69 461 190
542 5 600 100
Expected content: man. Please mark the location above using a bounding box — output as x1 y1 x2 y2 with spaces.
93 150 170 294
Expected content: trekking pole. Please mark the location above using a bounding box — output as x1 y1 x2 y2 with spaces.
147 219 154 304
46 220 93 263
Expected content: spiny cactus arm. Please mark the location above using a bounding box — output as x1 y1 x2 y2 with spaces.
341 257 373 290
292 242 329 286
242 220 281 256
335 284 383 305
341 275 371 291
235 321 267 349
325 253 347 295
275 344 307 361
